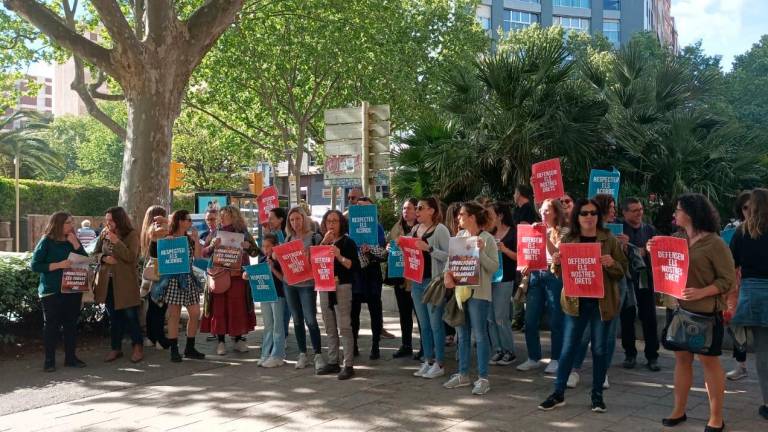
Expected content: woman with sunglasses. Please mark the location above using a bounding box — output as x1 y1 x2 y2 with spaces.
538 198 627 413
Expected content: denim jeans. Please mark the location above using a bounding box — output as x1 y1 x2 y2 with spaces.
573 278 626 369
554 299 611 398
105 281 143 351
524 271 564 361
458 298 491 378
411 278 445 363
260 297 286 361
489 281 516 355
284 285 322 354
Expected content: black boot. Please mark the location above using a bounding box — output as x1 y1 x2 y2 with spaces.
169 338 182 363
392 345 413 359
184 337 205 360
369 346 380 360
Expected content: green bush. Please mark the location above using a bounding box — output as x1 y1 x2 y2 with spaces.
376 198 398 232
0 177 118 221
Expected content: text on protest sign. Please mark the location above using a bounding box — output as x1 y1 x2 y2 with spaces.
397 236 424 284
61 253 92 294
588 168 621 201
387 240 405 279
348 205 379 246
310 246 336 291
560 243 605 298
157 236 191 276
531 158 565 203
245 263 278 303
650 236 689 300
258 186 279 224
273 240 313 285
516 224 548 271
448 236 480 286
212 231 245 270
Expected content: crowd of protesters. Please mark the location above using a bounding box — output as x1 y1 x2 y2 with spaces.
30 184 768 428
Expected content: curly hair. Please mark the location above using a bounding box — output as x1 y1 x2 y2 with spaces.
677 193 720 234
321 209 349 235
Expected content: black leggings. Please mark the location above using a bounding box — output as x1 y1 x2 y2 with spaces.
42 292 82 364
352 291 383 349
393 283 415 348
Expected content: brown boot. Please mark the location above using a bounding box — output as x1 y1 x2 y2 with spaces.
130 344 144 363
104 350 123 362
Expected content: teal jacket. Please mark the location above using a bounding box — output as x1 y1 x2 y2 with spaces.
30 237 88 297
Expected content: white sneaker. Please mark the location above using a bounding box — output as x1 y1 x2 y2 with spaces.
143 339 155 348
414 362 431 377
233 339 249 353
516 359 543 371
216 342 226 355
313 353 326 370
567 371 580 389
422 363 445 379
155 342 165 351
295 352 309 369
443 373 471 389
726 366 747 381
262 357 284 368
603 375 610 389
472 378 491 395
545 360 559 374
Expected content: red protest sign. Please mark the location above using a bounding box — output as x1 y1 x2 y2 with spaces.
273 240 313 286
560 243 604 298
258 186 279 224
310 246 336 292
650 236 688 300
398 236 424 284
516 224 548 271
531 158 565 203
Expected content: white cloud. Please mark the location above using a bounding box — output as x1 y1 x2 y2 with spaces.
671 0 746 68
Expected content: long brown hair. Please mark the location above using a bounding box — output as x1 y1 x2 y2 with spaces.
141 205 167 256
169 210 191 235
44 212 72 241
220 205 247 232
106 206 134 238
744 188 768 239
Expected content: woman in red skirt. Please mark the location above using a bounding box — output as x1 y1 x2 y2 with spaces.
201 205 259 355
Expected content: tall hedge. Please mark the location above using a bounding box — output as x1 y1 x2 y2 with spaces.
0 178 118 220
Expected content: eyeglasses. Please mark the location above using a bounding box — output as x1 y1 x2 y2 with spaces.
579 210 598 217
561 199 572 204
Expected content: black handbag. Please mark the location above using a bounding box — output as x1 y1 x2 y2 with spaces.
662 307 718 355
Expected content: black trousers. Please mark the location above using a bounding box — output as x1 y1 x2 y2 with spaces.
620 285 660 360
393 283 415 348
352 290 383 350
145 299 168 344
41 292 82 364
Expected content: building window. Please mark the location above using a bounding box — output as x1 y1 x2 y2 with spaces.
503 10 539 32
553 16 590 32
603 0 620 10
603 19 620 47
553 0 590 8
518 0 541 3
477 16 491 31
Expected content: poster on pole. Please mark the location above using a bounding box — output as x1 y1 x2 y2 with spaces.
310 246 336 291
650 236 689 300
273 240 313 285
560 243 604 298
448 236 480 286
258 186 279 224
387 240 404 279
588 168 621 201
157 237 190 275
531 158 565 203
516 224 548 271
244 263 278 303
398 236 424 284
61 253 92 294
212 231 245 270
348 205 379 247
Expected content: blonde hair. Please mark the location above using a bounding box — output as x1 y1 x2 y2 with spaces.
286 206 312 238
140 205 167 257
444 202 461 236
744 188 768 239
220 205 247 232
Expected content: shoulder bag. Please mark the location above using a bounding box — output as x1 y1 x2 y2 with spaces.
662 306 718 355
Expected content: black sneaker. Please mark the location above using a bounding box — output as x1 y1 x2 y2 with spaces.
316 363 342 375
591 396 607 413
759 405 768 420
64 357 87 368
184 347 206 360
369 347 380 360
392 346 413 359
538 393 565 411
647 358 660 372
353 346 360 357
337 366 355 380
622 356 636 369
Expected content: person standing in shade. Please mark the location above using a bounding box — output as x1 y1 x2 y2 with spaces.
487 201 518 366
654 193 735 432
316 210 361 380
442 202 461 347
538 198 627 413
263 207 291 339
139 205 171 350
31 212 89 372
251 233 287 368
93 207 143 363
724 191 751 381
443 202 499 395
388 198 420 359
512 184 540 330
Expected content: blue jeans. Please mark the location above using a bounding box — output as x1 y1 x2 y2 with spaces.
105 281 143 351
524 271 564 361
284 285 322 354
458 298 491 378
489 281 515 355
573 279 627 369
411 278 445 363
261 297 286 361
554 299 611 398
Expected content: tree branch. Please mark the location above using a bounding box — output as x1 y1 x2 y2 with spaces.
184 98 270 150
145 0 175 41
71 57 127 140
3 0 116 76
90 0 142 57
185 0 244 60
87 71 125 100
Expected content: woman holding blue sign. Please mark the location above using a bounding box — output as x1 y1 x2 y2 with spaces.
488 201 518 367
387 197 419 359
162 210 205 362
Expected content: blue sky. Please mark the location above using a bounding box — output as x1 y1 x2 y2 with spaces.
672 0 768 70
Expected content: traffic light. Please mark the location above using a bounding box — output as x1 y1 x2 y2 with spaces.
169 162 185 190
248 171 264 195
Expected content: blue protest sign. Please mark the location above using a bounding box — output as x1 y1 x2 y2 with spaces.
349 205 379 246
588 168 621 201
492 251 504 283
721 228 736 246
157 237 190 276
245 263 278 303
276 230 285 244
193 258 211 271
606 223 624 237
387 240 404 279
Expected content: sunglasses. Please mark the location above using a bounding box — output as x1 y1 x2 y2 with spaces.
579 210 599 217
416 205 429 210
561 199 572 204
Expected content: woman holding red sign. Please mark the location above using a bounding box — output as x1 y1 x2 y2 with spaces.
201 206 259 356
538 198 627 414
31 212 89 372
315 210 361 380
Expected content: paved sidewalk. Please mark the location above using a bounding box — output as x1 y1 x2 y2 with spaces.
0 306 765 432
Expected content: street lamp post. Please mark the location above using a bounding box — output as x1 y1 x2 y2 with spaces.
14 155 20 252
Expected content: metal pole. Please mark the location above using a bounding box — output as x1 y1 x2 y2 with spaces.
14 156 20 252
